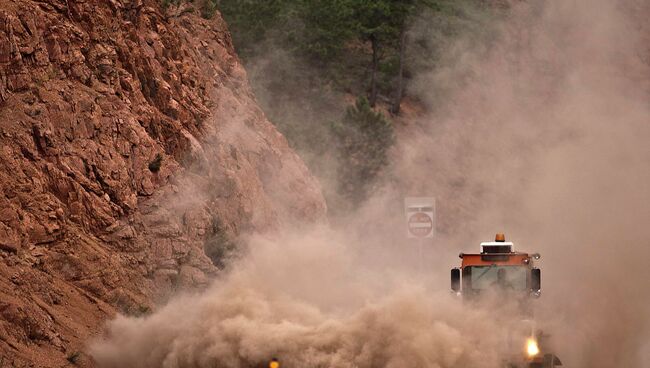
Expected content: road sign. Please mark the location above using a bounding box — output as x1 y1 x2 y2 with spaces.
405 197 435 239
408 212 433 237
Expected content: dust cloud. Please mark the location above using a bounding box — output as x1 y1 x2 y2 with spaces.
90 0 650 367
91 232 513 368
387 0 650 366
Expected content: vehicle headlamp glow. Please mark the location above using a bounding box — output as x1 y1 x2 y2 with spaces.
526 338 540 357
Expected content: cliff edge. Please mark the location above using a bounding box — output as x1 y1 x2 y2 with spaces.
0 0 326 366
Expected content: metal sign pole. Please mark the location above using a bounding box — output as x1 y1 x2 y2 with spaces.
419 237 424 276
404 197 435 278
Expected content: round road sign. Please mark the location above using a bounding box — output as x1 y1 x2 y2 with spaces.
408 212 433 238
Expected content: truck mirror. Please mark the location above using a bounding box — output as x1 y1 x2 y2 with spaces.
451 268 461 292
531 268 541 291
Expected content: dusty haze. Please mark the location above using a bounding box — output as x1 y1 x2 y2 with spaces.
90 0 650 367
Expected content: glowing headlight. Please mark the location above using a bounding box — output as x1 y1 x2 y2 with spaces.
526 338 540 357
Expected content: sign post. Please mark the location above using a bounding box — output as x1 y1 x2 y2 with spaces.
404 197 435 274
404 197 435 239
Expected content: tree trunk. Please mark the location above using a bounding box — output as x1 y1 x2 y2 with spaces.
390 27 407 115
369 34 379 107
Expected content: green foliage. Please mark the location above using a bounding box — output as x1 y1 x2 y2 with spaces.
214 0 496 213
148 153 163 173
215 0 294 56
331 97 394 205
66 351 81 364
161 0 183 9
204 217 237 269
136 305 152 316
296 0 359 61
202 0 219 19
353 0 413 41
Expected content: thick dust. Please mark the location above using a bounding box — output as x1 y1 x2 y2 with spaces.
90 231 511 368
90 0 650 367
387 0 650 367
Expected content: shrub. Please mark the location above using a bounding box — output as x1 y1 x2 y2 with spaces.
204 217 238 269
331 96 394 207
67 351 81 364
148 153 163 173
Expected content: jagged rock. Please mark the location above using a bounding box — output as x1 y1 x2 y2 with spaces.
0 241 18 254
0 0 326 365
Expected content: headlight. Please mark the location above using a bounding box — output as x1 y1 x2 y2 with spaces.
526 338 540 357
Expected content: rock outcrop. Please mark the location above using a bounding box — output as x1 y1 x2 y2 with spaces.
0 0 326 366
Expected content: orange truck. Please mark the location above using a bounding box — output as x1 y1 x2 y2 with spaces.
450 234 563 368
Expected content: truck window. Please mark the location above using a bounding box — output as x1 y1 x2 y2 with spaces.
467 266 528 291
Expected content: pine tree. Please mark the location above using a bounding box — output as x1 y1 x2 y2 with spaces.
331 96 395 205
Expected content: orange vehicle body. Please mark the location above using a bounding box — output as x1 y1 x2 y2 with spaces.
461 253 532 267
450 234 562 367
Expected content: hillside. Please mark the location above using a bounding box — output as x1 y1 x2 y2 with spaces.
0 0 325 366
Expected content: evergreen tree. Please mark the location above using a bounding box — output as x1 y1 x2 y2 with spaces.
352 0 413 106
213 0 495 213
331 96 395 206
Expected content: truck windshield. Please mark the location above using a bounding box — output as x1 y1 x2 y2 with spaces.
467 266 528 291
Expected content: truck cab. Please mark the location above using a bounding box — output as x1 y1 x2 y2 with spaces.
450 234 541 299
450 234 562 368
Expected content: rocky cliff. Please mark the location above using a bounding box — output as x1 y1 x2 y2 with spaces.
0 0 326 366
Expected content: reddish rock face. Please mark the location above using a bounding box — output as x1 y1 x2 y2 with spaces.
0 0 326 365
